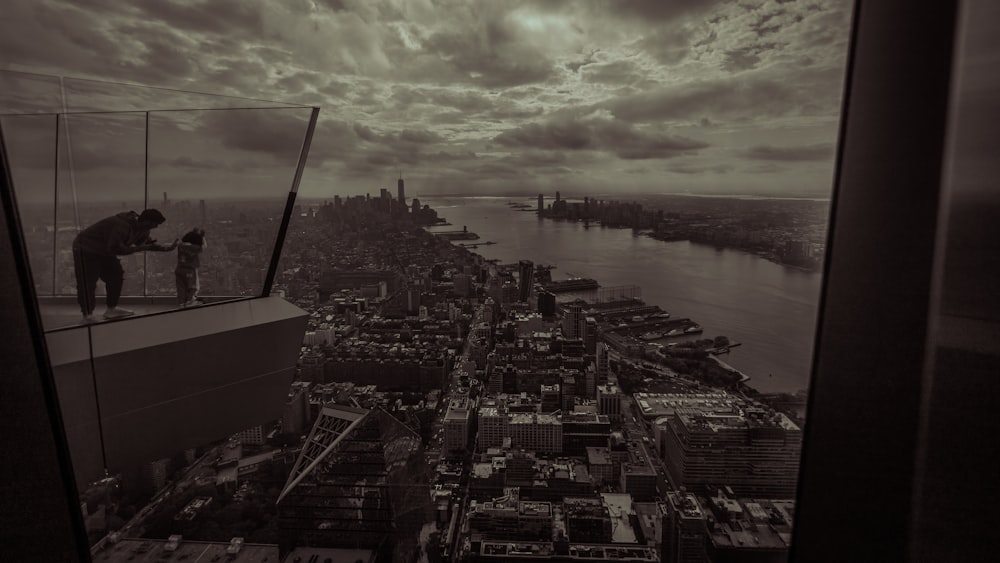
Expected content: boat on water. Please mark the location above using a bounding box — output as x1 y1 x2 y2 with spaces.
639 331 662 341
685 325 703 334
666 328 685 336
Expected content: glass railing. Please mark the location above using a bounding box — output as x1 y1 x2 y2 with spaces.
0 70 319 331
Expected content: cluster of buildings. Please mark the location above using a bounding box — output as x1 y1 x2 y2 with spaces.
538 191 827 271
97 189 806 563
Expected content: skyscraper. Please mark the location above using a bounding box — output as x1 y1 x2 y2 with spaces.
562 303 584 340
518 259 534 302
537 193 543 212
663 492 709 563
397 173 405 205
277 404 430 560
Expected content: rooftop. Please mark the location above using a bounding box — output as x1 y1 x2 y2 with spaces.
666 492 704 520
510 413 560 425
638 392 800 431
601 493 638 544
283 547 376 563
479 542 658 560
586 447 613 465
92 538 277 563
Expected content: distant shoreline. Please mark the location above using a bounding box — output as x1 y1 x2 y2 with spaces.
416 192 832 202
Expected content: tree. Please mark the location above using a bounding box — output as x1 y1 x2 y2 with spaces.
713 335 730 347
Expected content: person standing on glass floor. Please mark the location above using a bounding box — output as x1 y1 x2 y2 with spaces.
72 209 177 323
176 228 206 307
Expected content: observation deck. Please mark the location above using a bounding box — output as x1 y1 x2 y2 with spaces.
1 70 318 487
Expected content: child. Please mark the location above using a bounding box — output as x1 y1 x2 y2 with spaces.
175 228 206 307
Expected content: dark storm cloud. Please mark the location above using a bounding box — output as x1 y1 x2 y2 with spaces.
493 116 708 160
1 0 852 196
721 42 785 72
275 72 317 96
120 34 199 82
746 162 784 173
604 75 798 123
502 150 568 167
580 60 645 85
722 48 762 72
422 19 555 88
751 8 791 35
494 120 590 150
134 0 267 36
742 143 834 161
1 112 150 171
632 27 693 65
392 87 491 114
612 0 726 21
307 119 365 163
667 162 735 175
196 109 319 164
399 129 444 144
0 1 126 78
353 123 444 146
565 51 599 73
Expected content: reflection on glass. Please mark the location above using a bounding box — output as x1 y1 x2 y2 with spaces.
1 70 315 330
144 108 314 300
3 114 57 293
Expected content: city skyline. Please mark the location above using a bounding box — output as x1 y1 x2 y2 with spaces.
0 0 851 198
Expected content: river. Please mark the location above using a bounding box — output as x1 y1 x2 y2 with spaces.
423 195 822 394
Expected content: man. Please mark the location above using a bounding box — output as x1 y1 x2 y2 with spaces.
72 208 177 322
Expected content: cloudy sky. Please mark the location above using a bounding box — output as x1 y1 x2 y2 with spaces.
0 0 852 200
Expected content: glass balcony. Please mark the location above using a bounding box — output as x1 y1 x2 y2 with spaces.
0 69 318 330
1 70 317 488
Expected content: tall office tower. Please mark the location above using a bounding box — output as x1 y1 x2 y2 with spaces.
478 405 509 450
162 191 168 204
597 384 622 422
560 412 611 456
397 174 405 204
560 375 577 412
380 188 390 213
584 316 598 354
411 197 420 214
454 274 474 297
282 384 310 436
541 384 561 413
277 404 430 561
537 291 556 317
658 394 802 498
562 304 584 339
555 191 561 202
663 491 709 563
584 364 597 399
537 193 543 212
595 342 610 386
443 396 471 453
139 458 171 494
518 260 534 302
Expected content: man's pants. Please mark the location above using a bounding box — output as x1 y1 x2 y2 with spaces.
73 246 123 315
